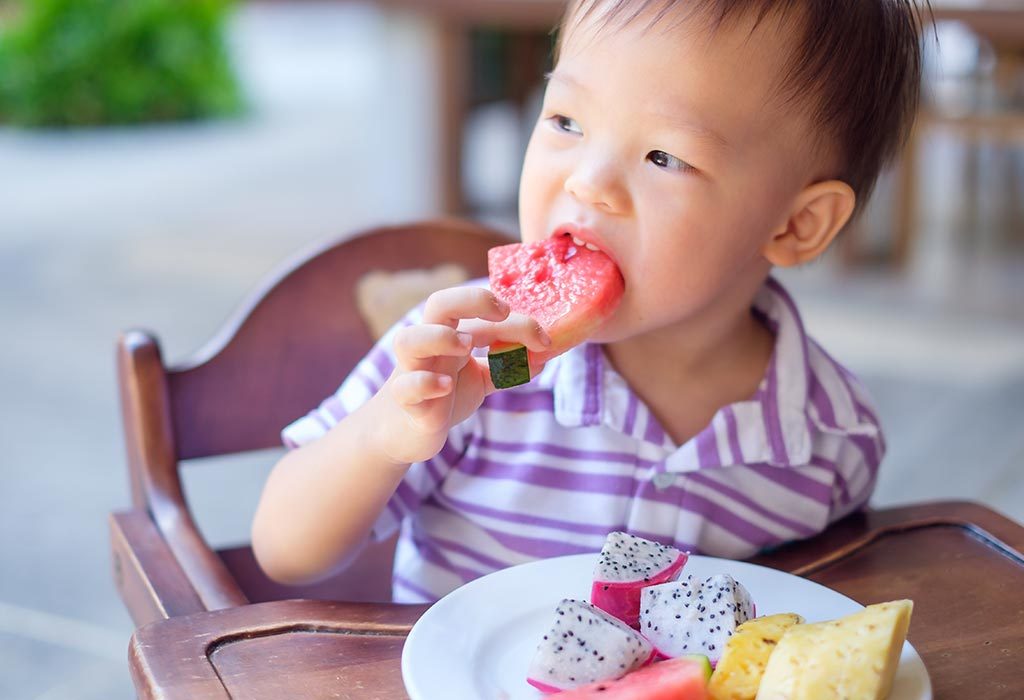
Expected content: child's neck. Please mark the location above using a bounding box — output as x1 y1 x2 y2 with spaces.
604 285 775 446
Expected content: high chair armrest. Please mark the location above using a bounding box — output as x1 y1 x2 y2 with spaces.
110 510 206 627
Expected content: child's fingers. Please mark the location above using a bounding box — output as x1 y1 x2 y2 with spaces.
394 325 473 370
458 312 552 352
389 370 454 406
422 287 510 328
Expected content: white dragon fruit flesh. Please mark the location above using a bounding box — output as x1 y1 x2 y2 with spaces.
638 573 755 665
526 599 656 693
590 531 688 628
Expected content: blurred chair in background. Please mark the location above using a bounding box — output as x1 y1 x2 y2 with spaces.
377 0 562 215
850 5 1024 268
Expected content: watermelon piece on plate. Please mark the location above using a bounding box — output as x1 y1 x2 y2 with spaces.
549 656 710 699
487 235 624 388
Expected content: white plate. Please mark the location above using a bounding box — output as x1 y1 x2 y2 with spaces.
402 553 932 700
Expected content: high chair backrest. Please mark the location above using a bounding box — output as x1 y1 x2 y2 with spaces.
114 219 512 621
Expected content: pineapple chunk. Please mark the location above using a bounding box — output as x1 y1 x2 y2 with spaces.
708 613 804 700
755 600 913 700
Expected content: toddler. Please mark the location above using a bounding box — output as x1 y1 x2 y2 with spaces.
252 0 926 602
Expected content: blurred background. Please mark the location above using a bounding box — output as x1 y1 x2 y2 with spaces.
1 0 1021 697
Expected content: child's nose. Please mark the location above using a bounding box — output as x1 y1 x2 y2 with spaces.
564 162 629 215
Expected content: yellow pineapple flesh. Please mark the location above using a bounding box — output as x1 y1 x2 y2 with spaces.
708 613 804 700
755 599 913 700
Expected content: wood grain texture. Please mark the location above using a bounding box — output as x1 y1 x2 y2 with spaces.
127 502 1024 700
109 510 205 626
117 331 248 615
213 632 409 699
130 600 428 700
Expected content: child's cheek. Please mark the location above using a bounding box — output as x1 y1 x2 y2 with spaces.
517 162 553 245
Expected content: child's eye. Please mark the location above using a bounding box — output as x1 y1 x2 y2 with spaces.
647 150 694 173
549 115 583 135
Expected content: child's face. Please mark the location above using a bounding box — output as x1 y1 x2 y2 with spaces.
519 7 822 342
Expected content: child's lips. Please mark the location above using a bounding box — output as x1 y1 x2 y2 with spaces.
549 223 621 272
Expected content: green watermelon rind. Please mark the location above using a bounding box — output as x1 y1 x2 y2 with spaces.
680 655 713 681
488 344 531 389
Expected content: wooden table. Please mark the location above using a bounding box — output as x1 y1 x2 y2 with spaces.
128 501 1024 699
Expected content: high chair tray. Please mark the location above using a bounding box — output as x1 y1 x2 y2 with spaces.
128 501 1024 699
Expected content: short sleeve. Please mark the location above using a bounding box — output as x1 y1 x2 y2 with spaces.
279 302 472 543
280 308 412 448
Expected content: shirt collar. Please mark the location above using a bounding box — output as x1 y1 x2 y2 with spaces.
550 276 816 469
553 342 606 429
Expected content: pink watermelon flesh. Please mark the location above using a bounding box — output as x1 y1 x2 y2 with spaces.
488 235 624 388
548 657 709 699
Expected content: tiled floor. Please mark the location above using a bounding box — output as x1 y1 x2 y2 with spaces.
1 3 1021 697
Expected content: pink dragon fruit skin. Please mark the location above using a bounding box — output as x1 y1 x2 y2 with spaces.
526 599 657 693
590 532 689 628
638 574 755 665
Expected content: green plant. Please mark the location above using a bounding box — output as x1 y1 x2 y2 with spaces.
0 0 243 127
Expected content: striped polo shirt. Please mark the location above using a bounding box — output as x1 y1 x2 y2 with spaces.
282 277 885 603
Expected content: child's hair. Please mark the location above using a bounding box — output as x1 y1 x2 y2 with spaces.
555 0 932 216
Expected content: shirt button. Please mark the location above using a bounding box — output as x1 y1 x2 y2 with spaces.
652 472 676 490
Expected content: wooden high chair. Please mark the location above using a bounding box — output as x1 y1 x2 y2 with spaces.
109 219 512 627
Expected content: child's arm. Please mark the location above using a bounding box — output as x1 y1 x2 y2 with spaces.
251 286 550 585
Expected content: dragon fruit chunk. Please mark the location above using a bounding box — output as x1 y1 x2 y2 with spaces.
526 599 656 693
590 531 688 628
638 573 755 665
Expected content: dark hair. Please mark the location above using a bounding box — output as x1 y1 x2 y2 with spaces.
556 0 932 214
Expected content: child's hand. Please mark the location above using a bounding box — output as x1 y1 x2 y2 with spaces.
376 286 551 465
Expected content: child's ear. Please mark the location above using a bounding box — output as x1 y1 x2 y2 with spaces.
762 180 856 267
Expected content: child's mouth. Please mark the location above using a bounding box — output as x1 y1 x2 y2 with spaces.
551 224 604 253
550 223 621 276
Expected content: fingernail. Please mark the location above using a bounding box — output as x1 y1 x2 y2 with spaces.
457 332 473 348
495 298 510 314
438 375 452 389
540 330 552 346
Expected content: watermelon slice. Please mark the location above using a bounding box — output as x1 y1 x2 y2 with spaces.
487 235 624 388
548 656 710 699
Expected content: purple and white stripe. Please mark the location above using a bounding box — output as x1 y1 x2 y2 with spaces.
282 277 885 603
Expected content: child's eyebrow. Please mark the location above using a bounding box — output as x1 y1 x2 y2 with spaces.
545 70 731 152
651 109 731 152
544 70 587 93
